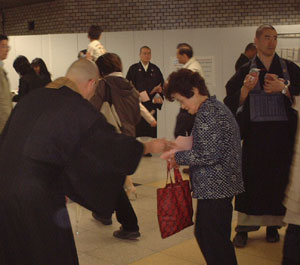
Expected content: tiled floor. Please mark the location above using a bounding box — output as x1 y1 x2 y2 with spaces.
67 154 285 265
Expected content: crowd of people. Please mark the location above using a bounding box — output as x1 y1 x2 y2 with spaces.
0 24 299 265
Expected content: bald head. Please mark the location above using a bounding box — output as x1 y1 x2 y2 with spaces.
66 58 99 82
66 59 99 100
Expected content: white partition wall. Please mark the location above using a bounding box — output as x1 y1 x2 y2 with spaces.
5 24 300 139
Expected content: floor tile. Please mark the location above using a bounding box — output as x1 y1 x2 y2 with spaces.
68 155 286 265
129 252 200 265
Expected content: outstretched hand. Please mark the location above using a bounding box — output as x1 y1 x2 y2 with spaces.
143 139 176 155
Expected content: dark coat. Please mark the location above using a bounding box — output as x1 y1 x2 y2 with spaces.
174 108 195 138
90 75 140 137
13 69 44 102
224 54 300 216
0 82 143 265
234 53 250 72
126 62 164 138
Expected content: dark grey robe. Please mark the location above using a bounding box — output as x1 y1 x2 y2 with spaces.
224 54 300 216
0 84 143 265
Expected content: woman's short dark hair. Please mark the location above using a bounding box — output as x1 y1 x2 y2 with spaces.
31 58 51 77
95 53 123 77
13 55 32 76
164 69 210 101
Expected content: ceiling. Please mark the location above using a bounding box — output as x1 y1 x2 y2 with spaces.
0 0 54 9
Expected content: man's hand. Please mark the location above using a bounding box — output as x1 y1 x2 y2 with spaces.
264 74 285 93
239 72 259 106
153 96 163 104
150 120 157 127
243 72 259 92
150 84 163 95
143 139 176 154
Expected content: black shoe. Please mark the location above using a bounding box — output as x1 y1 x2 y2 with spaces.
233 232 248 248
143 153 152 157
92 212 112 225
182 168 190 174
266 227 280 243
113 226 141 240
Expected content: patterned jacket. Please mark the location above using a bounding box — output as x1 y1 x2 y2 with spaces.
175 96 244 199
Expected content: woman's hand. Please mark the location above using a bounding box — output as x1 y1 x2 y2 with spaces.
168 155 179 169
143 139 176 155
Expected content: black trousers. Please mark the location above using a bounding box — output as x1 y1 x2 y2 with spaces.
115 189 139 232
195 197 237 265
98 189 139 232
282 224 300 265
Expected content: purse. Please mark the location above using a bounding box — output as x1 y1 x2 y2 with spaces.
100 81 122 133
157 167 193 239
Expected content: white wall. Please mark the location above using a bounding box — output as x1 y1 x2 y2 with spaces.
4 24 300 139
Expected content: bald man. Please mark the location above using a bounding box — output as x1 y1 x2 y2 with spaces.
0 59 169 265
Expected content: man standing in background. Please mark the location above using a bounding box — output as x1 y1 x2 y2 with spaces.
86 25 106 62
224 24 300 248
176 43 204 77
234 43 257 72
126 46 164 152
174 43 204 139
0 34 12 134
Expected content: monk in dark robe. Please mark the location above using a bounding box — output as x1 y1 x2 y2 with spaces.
224 24 300 248
0 59 170 265
126 46 164 139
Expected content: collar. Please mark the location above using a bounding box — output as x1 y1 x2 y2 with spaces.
183 57 196 68
140 61 149 71
107 72 123 78
46 77 80 94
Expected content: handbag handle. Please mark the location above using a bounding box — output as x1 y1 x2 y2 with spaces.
174 168 183 183
167 161 183 184
166 164 174 186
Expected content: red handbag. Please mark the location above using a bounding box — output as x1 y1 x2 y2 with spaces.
157 167 194 239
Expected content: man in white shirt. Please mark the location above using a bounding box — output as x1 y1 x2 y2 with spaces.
176 43 204 78
174 43 204 140
86 25 106 62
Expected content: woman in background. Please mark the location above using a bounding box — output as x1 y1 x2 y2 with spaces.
89 52 150 240
13 55 44 102
31 57 51 86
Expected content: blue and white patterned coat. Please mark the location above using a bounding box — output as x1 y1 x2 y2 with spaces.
175 96 244 199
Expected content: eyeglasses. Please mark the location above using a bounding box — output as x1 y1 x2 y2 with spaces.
0 45 10 49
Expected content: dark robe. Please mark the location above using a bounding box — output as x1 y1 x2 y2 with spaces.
126 62 164 138
224 54 300 216
174 108 195 138
0 81 143 265
234 53 250 72
12 69 44 102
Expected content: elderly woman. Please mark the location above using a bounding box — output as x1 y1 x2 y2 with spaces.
165 69 244 265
